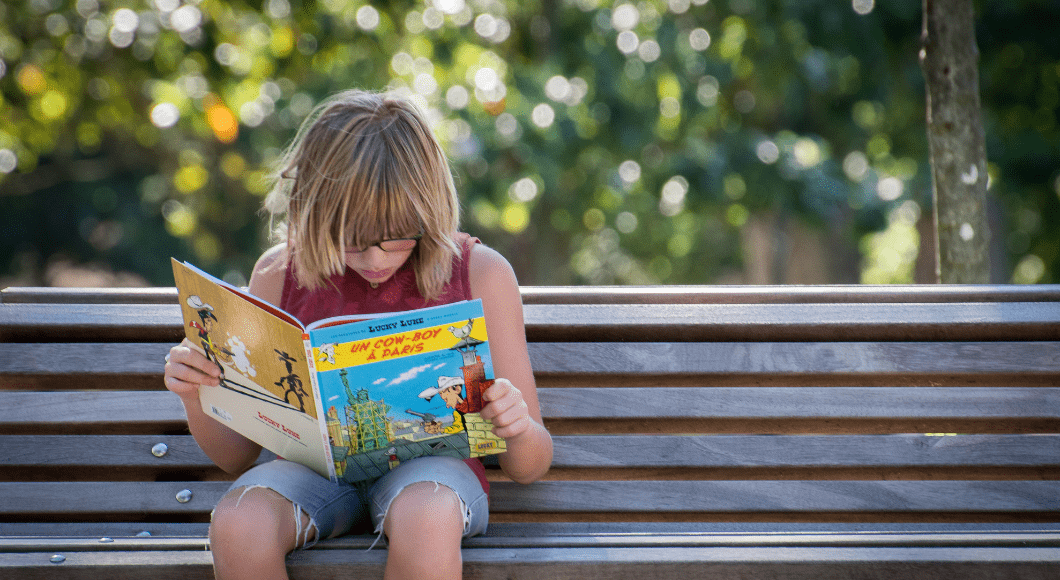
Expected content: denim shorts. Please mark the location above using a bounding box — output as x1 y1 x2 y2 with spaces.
225 455 489 548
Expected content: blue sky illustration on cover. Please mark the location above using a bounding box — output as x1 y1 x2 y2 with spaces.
307 300 493 424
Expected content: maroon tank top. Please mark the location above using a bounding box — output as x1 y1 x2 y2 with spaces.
280 233 489 494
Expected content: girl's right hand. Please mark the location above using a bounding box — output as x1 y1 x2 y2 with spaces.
164 338 222 402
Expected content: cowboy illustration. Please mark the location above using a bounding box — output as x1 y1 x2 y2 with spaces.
274 349 308 413
187 295 232 372
417 375 469 435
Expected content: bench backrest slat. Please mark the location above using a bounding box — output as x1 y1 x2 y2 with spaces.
4 302 1060 342
4 387 1057 432
6 285 1060 305
4 341 1059 386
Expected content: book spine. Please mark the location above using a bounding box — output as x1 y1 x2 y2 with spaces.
304 334 338 483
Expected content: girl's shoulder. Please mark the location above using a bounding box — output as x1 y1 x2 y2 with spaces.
248 243 289 306
468 242 519 300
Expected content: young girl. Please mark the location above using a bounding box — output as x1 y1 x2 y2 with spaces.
163 89 553 580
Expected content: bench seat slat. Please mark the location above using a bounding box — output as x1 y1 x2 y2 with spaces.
4 302 1060 343
0 482 228 515
551 434 1060 469
3 521 1058 540
3 434 1058 471
4 547 1060 580
2 481 1058 517
489 480 1060 513
3 530 1060 551
4 341 1058 380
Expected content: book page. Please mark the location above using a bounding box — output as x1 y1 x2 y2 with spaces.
306 300 506 483
176 260 305 329
171 259 333 479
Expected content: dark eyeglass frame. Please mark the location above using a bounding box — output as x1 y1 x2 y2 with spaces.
345 233 423 254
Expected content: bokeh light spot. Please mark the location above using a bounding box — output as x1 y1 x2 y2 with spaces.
174 164 210 193
205 97 239 143
532 103 556 128
852 0 875 16
0 149 17 173
39 90 68 120
501 204 530 233
17 65 47 95
356 5 380 31
150 103 180 128
689 28 711 51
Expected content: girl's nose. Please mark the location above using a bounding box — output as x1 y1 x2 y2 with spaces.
360 245 389 266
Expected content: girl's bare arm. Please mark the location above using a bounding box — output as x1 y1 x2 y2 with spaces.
469 244 553 484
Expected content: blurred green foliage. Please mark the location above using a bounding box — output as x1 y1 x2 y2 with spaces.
0 0 1057 287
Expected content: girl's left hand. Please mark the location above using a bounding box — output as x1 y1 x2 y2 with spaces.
480 378 532 441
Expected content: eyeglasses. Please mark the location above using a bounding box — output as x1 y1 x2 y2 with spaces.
345 234 423 254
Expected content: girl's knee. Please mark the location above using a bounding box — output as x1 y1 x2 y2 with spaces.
211 486 313 554
383 481 465 540
383 483 464 580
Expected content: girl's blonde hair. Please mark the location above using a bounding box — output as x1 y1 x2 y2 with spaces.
264 90 461 301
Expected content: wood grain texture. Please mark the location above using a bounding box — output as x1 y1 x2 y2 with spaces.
487 480 1060 513
4 387 1057 434
0 392 187 434
0 287 180 304
3 547 1060 580
3 287 1058 574
0 343 171 376
0 304 184 343
0 482 229 515
0 435 214 469
548 434 1060 469
5 434 1056 471
2 480 1057 517
4 301 1060 342
2 521 1058 539
4 528 1060 550
523 302 1060 342
538 387 1060 420
4 341 1057 387
528 341 1060 375
5 284 1060 305
519 284 1060 305
6 433 1059 485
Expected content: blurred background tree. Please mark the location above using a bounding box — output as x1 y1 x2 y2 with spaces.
0 0 1057 288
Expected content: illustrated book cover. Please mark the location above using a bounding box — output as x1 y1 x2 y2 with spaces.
171 258 507 483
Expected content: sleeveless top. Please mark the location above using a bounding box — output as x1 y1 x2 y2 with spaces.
279 233 489 494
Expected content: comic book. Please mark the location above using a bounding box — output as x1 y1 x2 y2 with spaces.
171 258 507 483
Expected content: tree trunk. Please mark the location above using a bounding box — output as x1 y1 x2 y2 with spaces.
920 0 991 283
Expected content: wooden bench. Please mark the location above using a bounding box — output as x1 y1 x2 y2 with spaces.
1 284 1059 579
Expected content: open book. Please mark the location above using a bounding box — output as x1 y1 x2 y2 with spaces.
171 258 507 483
